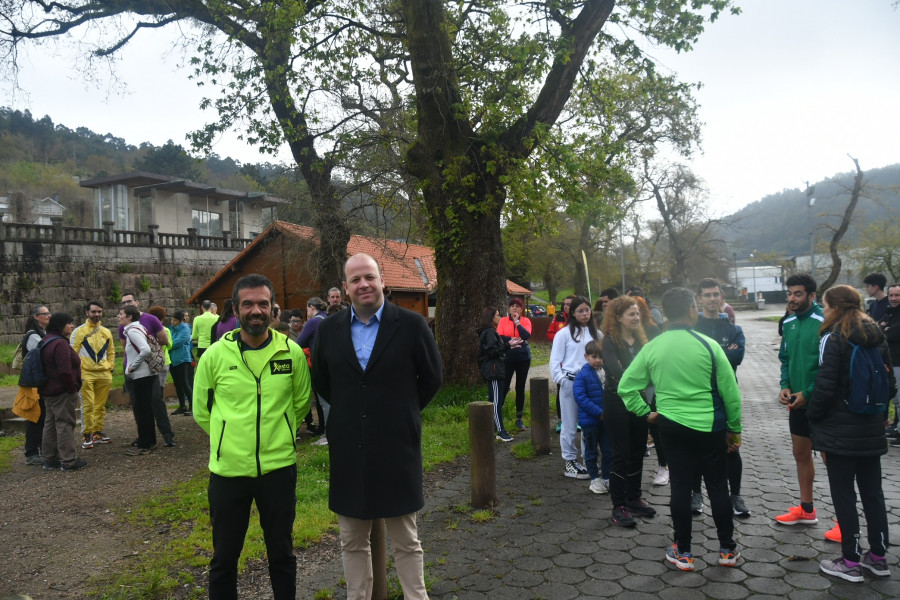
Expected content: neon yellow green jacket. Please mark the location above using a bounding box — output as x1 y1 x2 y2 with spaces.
193 328 310 477
619 325 742 433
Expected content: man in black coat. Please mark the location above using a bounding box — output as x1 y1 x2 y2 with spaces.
881 283 900 437
311 253 442 600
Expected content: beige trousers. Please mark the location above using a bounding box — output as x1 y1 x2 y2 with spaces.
337 512 428 600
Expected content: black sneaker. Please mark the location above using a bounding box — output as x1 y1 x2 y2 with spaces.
691 492 704 514
610 505 636 528
43 460 62 471
171 407 187 415
164 437 176 447
61 459 88 471
732 494 751 517
627 497 657 518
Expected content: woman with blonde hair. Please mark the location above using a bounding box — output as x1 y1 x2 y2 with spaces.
809 285 896 582
601 296 655 527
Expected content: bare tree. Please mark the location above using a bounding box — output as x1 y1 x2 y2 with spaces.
819 155 864 292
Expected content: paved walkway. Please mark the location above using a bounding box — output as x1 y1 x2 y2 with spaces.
301 305 900 598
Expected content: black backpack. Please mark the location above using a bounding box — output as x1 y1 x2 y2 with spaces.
845 340 890 415
18 335 63 388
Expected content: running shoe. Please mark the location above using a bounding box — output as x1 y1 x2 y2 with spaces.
820 556 863 583
731 494 751 518
775 505 817 525
860 551 890 577
563 460 589 479
589 478 609 494
555 421 562 433
825 521 842 542
718 545 741 567
515 418 526 431
652 466 669 486
691 492 703 515
81 434 93 450
627 497 657 518
610 506 636 528
496 431 514 442
665 544 694 571
92 432 111 444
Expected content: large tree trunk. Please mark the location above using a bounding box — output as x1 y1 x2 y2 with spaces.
819 156 863 293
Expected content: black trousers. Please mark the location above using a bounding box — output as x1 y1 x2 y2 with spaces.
208 465 298 600
170 362 194 411
502 359 531 417
24 397 46 457
659 416 735 554
604 394 648 507
824 453 889 561
126 375 173 443
129 375 157 448
692 450 743 495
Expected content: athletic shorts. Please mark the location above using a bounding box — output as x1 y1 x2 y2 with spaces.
788 406 810 437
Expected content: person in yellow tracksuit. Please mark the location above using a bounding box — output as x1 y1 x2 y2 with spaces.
70 301 115 449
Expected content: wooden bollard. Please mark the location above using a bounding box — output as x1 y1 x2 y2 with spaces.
370 518 387 600
530 377 551 455
469 401 497 508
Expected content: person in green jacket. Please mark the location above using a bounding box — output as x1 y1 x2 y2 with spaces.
191 299 219 359
193 274 311 600
775 273 827 529
618 287 742 572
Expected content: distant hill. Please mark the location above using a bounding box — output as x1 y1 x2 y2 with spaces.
717 163 900 258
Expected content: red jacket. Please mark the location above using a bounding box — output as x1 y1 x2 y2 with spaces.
546 314 567 342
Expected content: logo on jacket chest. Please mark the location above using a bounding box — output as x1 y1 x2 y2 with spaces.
270 359 292 375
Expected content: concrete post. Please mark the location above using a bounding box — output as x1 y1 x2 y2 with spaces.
148 224 159 246
187 227 198 247
469 401 497 508
50 216 63 240
530 378 551 455
102 220 115 243
370 519 388 600
222 230 232 248
0 214 5 240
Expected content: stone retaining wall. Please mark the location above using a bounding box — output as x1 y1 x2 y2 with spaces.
0 240 237 343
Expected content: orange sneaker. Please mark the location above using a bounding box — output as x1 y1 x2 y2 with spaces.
825 521 842 542
775 505 818 525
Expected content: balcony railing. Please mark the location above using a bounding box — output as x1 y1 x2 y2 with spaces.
0 216 252 250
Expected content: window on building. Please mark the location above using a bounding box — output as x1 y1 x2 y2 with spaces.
192 209 222 236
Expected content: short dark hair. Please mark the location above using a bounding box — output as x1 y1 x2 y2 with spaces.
508 297 524 310
121 291 136 301
85 300 103 312
290 309 305 319
662 287 696 320
47 312 73 334
480 306 499 329
697 278 721 294
231 274 274 311
786 273 817 295
863 273 887 291
307 296 328 312
889 283 900 293
584 340 602 357
173 310 187 322
626 286 646 299
121 305 141 322
599 288 619 300
201 299 212 310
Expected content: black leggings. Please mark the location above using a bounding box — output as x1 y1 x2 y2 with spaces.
692 450 743 495
604 394 648 507
824 453 889 561
503 359 531 417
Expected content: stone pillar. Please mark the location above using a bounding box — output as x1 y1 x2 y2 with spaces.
51 216 63 240
222 230 231 248
148 224 159 246
103 220 115 243
187 227 198 247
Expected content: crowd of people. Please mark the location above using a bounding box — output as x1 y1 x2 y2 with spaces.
478 273 897 581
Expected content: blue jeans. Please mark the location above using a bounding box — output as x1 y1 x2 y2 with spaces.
581 422 611 480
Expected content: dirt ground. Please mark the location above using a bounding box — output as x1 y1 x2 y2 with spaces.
0 403 338 599
0 403 467 599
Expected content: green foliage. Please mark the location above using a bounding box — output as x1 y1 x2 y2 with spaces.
116 263 133 274
139 275 152 292
108 282 122 305
0 434 23 474
511 442 537 460
133 140 203 181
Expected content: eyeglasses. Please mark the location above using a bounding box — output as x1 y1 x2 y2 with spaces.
289 319 302 324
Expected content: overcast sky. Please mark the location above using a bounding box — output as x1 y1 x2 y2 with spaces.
4 0 898 217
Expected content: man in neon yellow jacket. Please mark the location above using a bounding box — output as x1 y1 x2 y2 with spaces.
618 287 742 573
70 300 115 449
193 274 310 599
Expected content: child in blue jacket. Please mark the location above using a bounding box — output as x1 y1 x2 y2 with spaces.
573 340 612 494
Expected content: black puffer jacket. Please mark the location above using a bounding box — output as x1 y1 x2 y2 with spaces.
881 303 900 364
808 320 897 457
476 327 510 381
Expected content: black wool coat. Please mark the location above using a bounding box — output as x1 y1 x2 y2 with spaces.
311 301 443 519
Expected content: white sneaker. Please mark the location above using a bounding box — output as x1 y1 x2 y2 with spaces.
589 478 609 494
312 436 329 446
652 466 669 486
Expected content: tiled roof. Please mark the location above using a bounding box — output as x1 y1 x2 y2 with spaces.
190 220 531 301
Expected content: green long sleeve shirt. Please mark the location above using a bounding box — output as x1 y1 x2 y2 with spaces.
778 303 825 400
618 325 742 433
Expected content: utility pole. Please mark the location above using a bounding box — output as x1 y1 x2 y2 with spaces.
806 182 816 278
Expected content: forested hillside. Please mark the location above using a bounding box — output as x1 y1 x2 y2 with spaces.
717 163 900 257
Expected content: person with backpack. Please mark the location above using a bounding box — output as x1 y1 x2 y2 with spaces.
808 285 897 583
20 305 50 466
298 297 329 443
119 305 159 456
37 312 87 471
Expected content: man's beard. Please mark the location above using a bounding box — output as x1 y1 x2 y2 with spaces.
241 316 268 337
